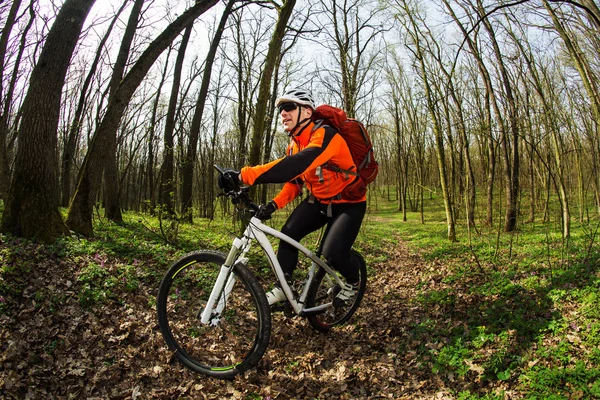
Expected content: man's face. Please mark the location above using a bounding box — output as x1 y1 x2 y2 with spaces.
279 102 311 132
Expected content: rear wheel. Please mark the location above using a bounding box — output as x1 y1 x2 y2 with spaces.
157 251 271 379
305 250 367 333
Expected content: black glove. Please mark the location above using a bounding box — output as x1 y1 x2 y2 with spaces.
256 200 277 220
217 169 241 192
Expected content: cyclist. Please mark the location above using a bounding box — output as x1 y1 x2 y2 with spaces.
218 88 366 306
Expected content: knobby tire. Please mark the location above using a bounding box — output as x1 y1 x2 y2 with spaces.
305 250 367 333
157 251 271 379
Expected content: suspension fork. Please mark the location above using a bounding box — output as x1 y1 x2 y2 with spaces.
200 237 249 325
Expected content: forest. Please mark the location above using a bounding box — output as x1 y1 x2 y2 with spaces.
1 0 600 398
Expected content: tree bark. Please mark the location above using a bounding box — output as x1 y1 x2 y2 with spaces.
475 0 520 232
428 39 476 227
398 1 456 241
248 0 296 167
509 26 570 237
578 0 600 31
231 12 247 169
61 0 128 207
160 24 192 216
259 60 282 204
143 50 172 214
66 0 219 236
544 0 600 217
205 68 226 219
104 0 145 223
443 0 506 229
0 0 26 200
484 90 496 227
1 0 96 242
181 0 235 222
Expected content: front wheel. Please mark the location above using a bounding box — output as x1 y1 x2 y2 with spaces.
305 250 367 333
156 251 271 379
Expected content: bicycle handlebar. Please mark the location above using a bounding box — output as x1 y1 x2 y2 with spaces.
214 164 259 213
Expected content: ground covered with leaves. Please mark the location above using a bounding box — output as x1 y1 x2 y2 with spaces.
1 213 599 399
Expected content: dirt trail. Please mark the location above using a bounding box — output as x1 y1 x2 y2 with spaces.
0 237 466 399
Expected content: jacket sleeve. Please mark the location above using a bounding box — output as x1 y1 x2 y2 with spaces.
239 126 339 185
272 178 303 209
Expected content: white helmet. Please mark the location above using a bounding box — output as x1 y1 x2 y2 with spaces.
276 88 315 109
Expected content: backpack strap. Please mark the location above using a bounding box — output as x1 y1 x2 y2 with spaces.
357 147 373 170
322 163 359 179
308 193 341 217
351 121 373 170
312 119 326 131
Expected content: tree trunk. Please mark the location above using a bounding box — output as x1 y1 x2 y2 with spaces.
248 0 296 168
0 0 36 199
61 0 128 207
67 0 219 236
545 0 600 218
571 132 585 223
1 0 96 243
392 99 405 217
144 51 172 214
232 12 249 168
527 142 536 223
181 0 235 222
160 24 192 217
442 0 502 228
509 25 570 236
578 0 600 31
206 71 225 219
260 66 282 204
431 47 476 227
104 0 145 223
484 92 496 227
400 2 455 241
0 0 23 199
476 2 520 232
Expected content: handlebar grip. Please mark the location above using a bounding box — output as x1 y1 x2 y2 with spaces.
214 165 259 213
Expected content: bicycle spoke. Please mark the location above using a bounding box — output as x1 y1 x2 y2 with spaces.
157 252 270 378
305 250 367 333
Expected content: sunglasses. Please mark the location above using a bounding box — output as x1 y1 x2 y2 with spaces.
278 102 298 113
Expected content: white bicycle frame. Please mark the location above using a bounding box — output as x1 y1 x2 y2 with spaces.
200 215 345 325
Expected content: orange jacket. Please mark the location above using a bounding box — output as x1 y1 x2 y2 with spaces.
240 122 365 209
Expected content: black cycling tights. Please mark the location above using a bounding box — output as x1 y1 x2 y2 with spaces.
277 197 366 284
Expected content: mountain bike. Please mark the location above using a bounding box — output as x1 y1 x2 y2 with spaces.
156 165 367 379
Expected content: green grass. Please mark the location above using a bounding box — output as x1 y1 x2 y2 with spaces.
1 189 599 398
367 188 600 398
